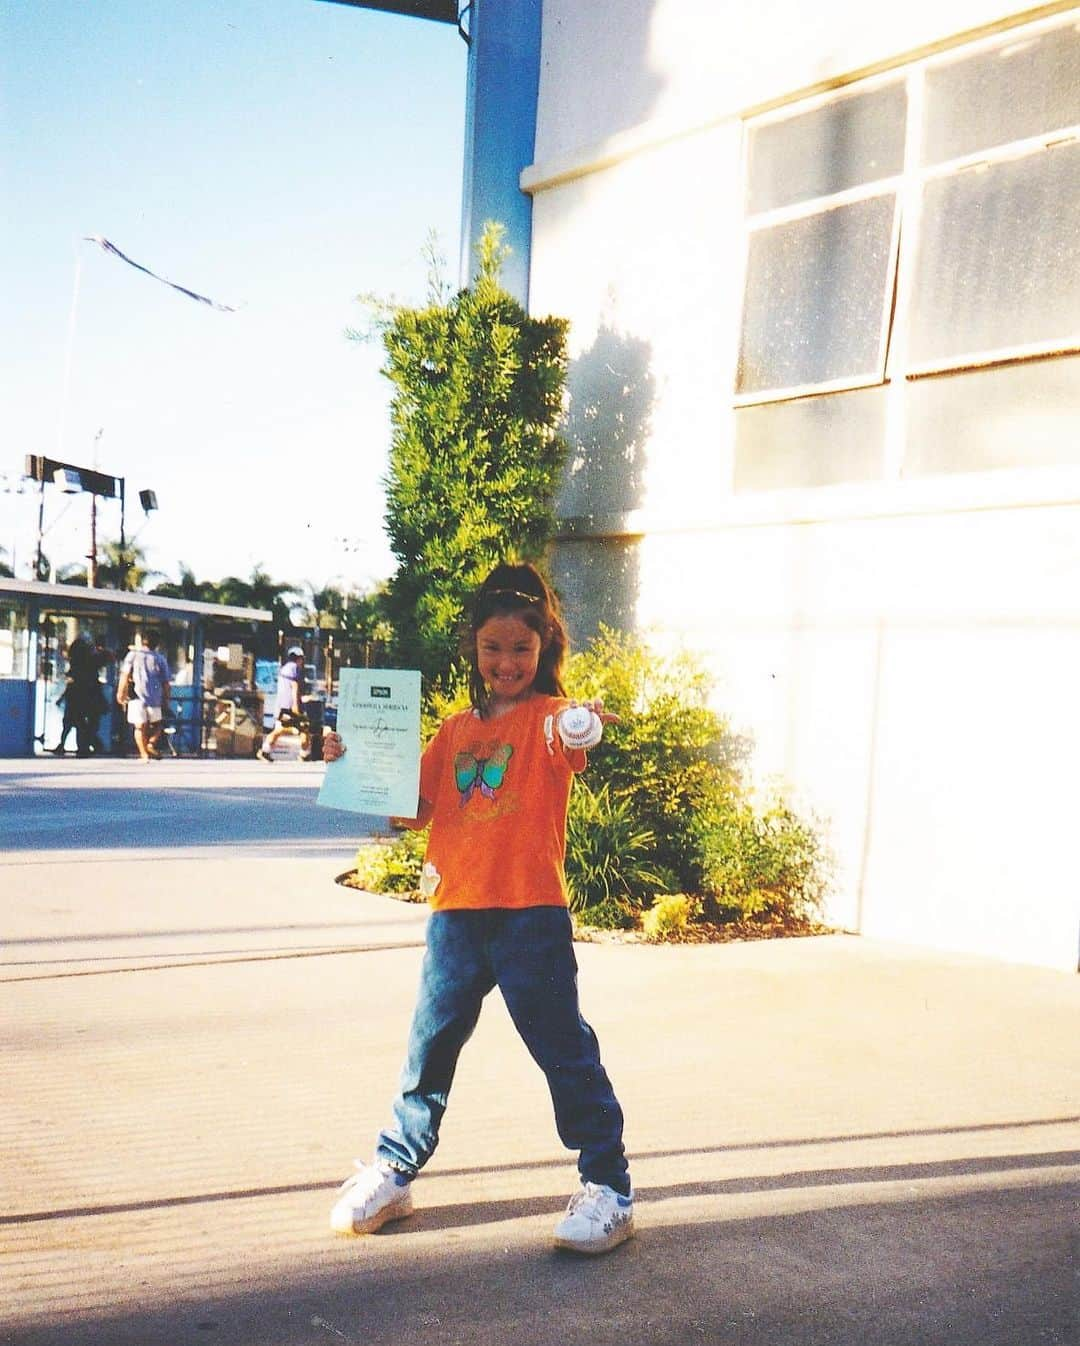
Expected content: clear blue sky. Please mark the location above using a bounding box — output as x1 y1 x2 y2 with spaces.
1 0 465 597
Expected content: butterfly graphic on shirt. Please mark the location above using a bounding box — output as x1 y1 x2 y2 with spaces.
454 742 513 805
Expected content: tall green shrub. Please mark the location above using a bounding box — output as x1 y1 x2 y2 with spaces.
362 224 569 693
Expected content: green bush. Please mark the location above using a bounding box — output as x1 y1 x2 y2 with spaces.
642 893 699 941
568 627 742 895
693 796 829 922
564 779 674 913
569 628 828 925
352 829 428 896
574 896 638 931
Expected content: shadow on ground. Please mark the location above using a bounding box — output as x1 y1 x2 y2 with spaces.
4 1181 1075 1346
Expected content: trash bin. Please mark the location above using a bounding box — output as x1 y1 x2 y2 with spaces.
214 690 264 757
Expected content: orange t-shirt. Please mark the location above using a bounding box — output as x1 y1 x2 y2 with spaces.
418 695 586 910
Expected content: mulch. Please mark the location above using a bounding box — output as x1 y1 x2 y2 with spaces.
573 914 836 945
335 871 836 945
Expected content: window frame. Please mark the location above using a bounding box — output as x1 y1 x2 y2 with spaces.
735 13 1080 411
735 179 904 405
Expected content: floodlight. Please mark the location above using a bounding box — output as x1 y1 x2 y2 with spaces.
55 468 83 493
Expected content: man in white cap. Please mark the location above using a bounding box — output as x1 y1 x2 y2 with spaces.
257 646 309 762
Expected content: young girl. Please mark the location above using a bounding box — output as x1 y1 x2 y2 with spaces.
323 562 634 1254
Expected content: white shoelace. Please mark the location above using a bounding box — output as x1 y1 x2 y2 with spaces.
567 1182 611 1216
339 1161 388 1199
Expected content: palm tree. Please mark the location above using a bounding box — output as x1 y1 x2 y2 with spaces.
57 538 161 592
215 566 299 624
149 564 215 603
249 565 301 618
101 539 163 592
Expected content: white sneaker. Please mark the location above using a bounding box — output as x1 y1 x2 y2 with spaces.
329 1160 414 1235
553 1182 634 1254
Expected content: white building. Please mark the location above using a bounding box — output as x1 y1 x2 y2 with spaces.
332 0 1080 970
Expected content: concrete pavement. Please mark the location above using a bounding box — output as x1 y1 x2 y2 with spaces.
2 756 1078 1345
0 756 366 862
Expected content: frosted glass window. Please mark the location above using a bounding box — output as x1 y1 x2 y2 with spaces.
737 194 896 395
908 141 1080 367
748 84 906 212
923 23 1080 165
905 356 1080 475
734 386 886 491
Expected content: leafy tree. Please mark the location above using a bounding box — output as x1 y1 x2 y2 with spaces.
213 566 299 627
290 581 345 632
337 586 390 643
0 546 13 578
360 223 569 692
149 563 216 603
150 564 297 622
146 566 390 647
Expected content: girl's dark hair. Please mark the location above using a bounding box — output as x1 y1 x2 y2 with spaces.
465 562 569 714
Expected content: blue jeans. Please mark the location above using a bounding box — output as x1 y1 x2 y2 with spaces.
376 907 631 1196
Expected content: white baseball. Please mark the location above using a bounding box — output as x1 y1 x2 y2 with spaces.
558 705 603 749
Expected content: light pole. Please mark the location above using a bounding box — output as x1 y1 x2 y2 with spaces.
24 455 157 587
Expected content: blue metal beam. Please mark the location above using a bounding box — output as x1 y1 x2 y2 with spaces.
459 0 540 304
316 1 457 24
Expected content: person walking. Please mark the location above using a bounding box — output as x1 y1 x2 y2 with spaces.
257 647 309 762
49 665 81 755
61 632 110 757
322 562 633 1255
117 631 171 762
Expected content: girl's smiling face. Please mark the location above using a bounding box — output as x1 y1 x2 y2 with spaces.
475 613 544 709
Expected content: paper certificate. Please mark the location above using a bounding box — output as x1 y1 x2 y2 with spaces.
317 669 422 818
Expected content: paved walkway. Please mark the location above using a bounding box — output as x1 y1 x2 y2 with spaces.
2 758 1078 1345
